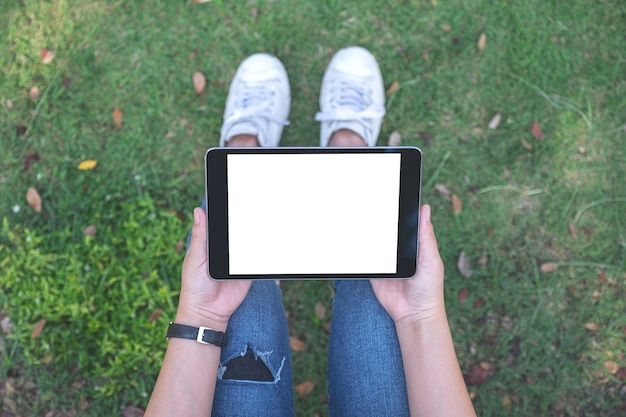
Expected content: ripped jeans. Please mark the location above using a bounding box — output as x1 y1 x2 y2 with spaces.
191 201 410 416
212 280 410 417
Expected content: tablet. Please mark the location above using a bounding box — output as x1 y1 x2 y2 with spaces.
205 146 422 280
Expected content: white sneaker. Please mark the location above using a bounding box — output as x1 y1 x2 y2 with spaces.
220 54 290 147
315 46 386 147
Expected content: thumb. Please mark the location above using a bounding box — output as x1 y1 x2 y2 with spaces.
184 207 208 271
417 205 444 274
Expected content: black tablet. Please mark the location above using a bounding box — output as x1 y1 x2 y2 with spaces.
204 147 422 280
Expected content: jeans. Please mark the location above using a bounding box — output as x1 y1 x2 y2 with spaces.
191 200 410 416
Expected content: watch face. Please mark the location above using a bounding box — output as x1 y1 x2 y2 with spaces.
205 146 422 280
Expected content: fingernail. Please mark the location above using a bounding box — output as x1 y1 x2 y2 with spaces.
424 204 431 222
193 208 200 225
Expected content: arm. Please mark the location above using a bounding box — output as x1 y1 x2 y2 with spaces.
371 205 476 417
145 208 251 417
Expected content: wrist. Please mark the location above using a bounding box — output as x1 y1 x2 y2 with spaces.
174 306 230 332
393 304 448 331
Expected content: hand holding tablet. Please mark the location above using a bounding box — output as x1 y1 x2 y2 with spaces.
205 146 422 280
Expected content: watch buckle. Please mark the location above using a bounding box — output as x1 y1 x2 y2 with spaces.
196 326 211 345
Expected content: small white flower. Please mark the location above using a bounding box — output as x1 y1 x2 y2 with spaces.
134 174 141 181
37 172 43 180
12 204 20 213
84 264 91 272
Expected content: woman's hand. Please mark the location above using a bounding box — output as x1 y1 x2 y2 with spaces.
371 204 446 325
175 207 252 331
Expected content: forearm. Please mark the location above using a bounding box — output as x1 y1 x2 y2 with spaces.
396 310 476 417
144 314 225 417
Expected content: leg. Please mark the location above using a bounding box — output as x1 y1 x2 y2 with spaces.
191 53 293 415
328 280 409 417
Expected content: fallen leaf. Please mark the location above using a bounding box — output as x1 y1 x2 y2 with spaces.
604 361 619 374
1 316 12 334
477 254 489 266
473 297 485 308
193 0 212 3
451 194 463 215
26 187 42 213
540 262 558 273
458 288 469 303
568 222 578 239
23 150 40 171
315 301 326 320
477 33 487 51
531 122 543 140
584 322 600 331
294 381 315 398
6 99 13 109
174 240 184 253
435 184 451 201
31 319 46 339
121 406 145 417
112 108 123 128
417 131 433 147
29 86 40 100
464 363 489 385
442 24 452 32
77 160 98 170
616 367 626 380
290 336 306 352
521 138 533 150
599 269 607 284
502 393 512 411
386 80 400 97
40 48 55 64
149 309 163 323
457 251 473 278
83 224 97 236
193 71 206 94
488 113 501 129
388 131 402 146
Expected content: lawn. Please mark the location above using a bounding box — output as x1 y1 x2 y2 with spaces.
1 0 625 416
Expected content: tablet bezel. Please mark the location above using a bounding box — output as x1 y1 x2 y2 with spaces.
204 146 422 280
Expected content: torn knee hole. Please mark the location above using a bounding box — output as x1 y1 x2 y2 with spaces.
221 348 275 382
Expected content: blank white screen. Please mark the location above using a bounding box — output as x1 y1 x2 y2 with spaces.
227 153 401 275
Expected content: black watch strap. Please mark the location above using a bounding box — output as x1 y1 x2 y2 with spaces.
166 323 226 347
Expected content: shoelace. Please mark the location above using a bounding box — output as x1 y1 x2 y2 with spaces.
314 80 386 124
221 81 289 143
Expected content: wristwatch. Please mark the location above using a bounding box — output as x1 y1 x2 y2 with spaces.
166 323 226 348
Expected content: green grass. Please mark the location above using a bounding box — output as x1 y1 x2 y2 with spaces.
1 0 625 416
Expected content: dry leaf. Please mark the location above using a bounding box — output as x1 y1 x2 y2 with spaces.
502 393 512 411
464 363 489 385
148 309 163 323
568 222 578 239
193 71 206 94
451 194 463 215
40 48 55 64
193 0 212 3
616 367 626 380
290 336 306 352
26 187 42 213
599 269 607 284
6 99 13 109
83 224 97 236
604 361 619 374
435 184 452 201
388 131 402 146
458 288 469 303
521 138 533 150
531 122 543 140
584 322 600 331
473 297 485 308
315 301 326 320
477 33 487 51
488 113 501 129
113 108 123 128
457 251 473 278
294 381 315 398
31 319 46 339
29 86 40 100
386 80 400 97
540 262 558 273
121 406 145 417
442 24 452 32
174 240 184 253
77 160 98 170
477 254 489 266
1 316 12 334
